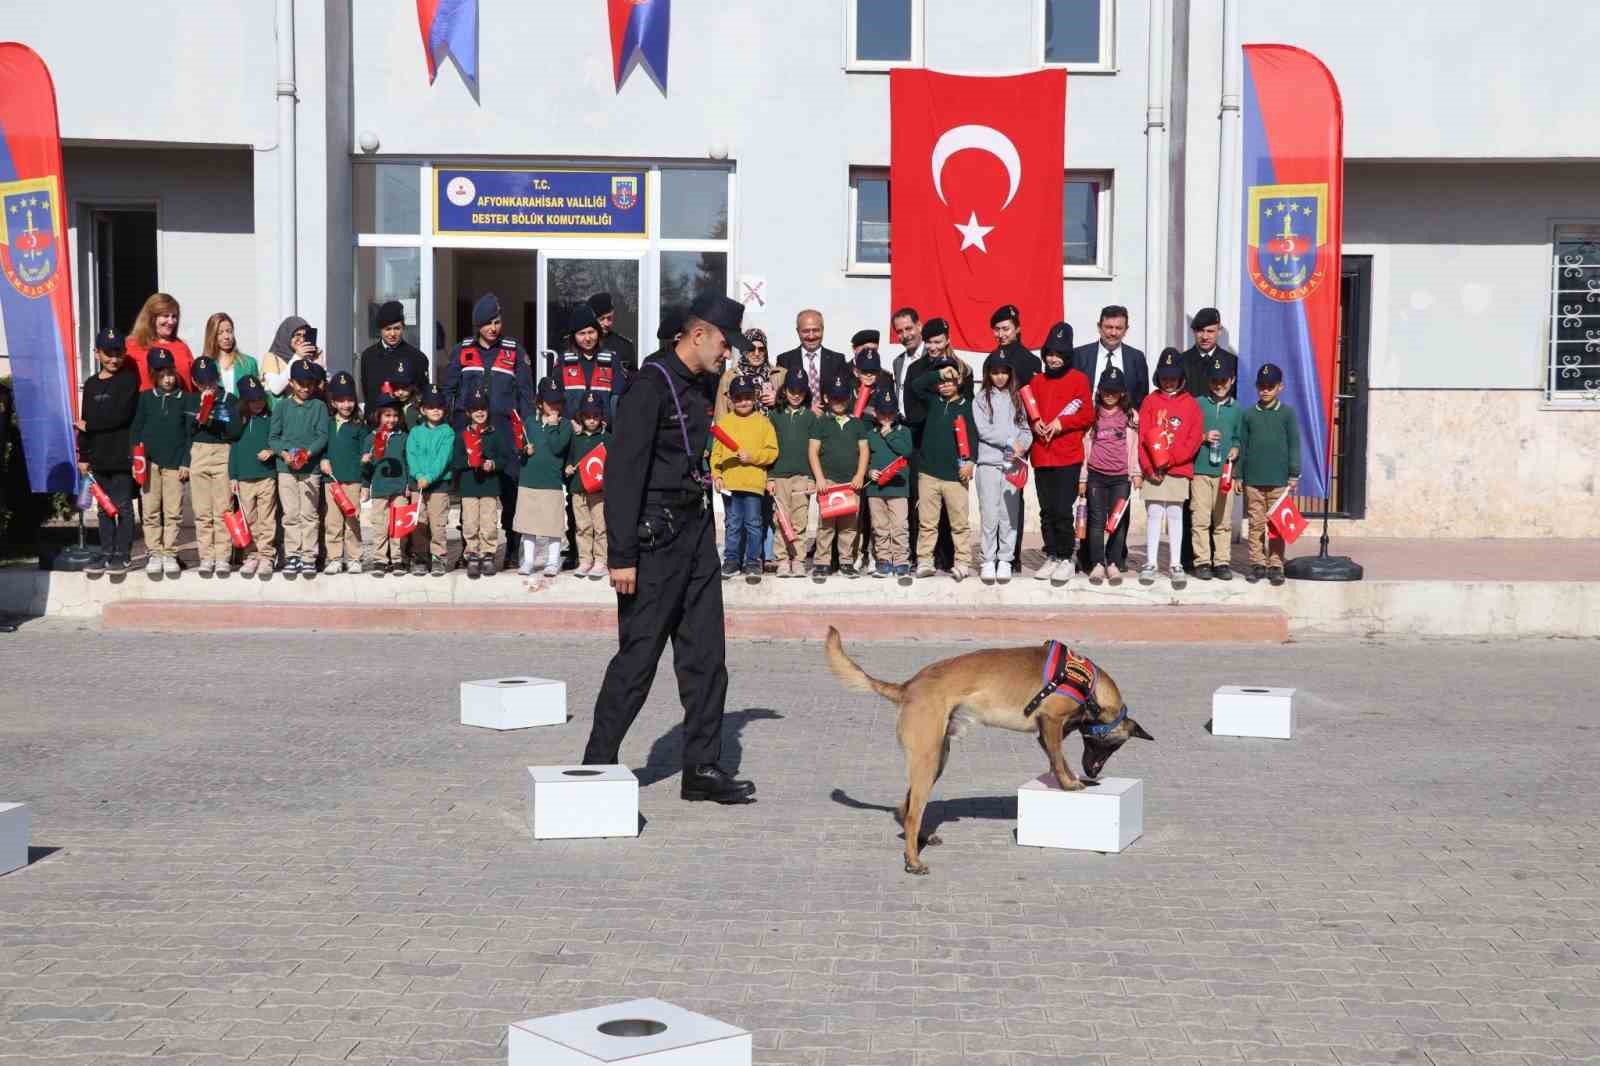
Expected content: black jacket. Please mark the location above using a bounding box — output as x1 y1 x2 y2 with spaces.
775 346 849 397
357 339 429 408
78 368 141 472
992 340 1041 387
604 331 638 373
1182 344 1238 400
1072 342 1150 409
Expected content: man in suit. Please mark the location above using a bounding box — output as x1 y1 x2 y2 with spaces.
1179 307 1239 571
1073 304 1149 412
775 308 848 414
889 306 925 417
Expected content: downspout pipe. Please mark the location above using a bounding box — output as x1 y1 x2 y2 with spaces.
1214 0 1242 330
276 0 297 320
1144 0 1169 355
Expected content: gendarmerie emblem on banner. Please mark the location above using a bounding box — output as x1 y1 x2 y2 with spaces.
1246 182 1328 303
610 175 639 211
0 175 61 299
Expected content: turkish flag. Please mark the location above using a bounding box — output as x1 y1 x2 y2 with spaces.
579 444 607 493
1267 490 1308 545
890 69 1066 351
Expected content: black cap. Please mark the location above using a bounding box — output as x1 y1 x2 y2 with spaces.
687 292 752 353
191 356 220 386
147 347 175 372
1256 363 1283 387
237 375 266 403
983 351 1013 376
1097 365 1127 392
1191 307 1221 330
990 304 1020 328
854 349 881 374
472 293 501 329
850 329 880 348
537 378 564 405
309 362 328 382
419 386 446 408
569 302 599 335
376 300 405 329
95 327 126 353
922 317 950 341
290 360 318 383
728 376 758 399
781 369 809 395
657 314 683 343
328 371 358 399
464 386 489 410
587 292 614 316
824 379 852 401
1042 321 1074 355
870 388 899 416
1154 347 1185 381
579 392 606 416
1207 355 1232 381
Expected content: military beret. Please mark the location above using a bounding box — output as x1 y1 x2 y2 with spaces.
921 317 950 340
376 300 405 329
569 302 599 335
657 315 684 343
851 329 880 348
472 292 501 329
587 292 614 316
990 304 1020 328
1191 307 1222 330
1042 321 1075 355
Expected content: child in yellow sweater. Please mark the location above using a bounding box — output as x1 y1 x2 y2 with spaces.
711 378 780 580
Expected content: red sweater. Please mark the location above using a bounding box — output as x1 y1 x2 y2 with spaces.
1024 368 1095 468
1138 389 1204 479
125 337 196 392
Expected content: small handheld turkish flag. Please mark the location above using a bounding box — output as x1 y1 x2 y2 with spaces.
224 498 253 549
1073 495 1087 540
1018 383 1042 422
372 426 391 460
852 382 871 418
1267 490 1307 544
388 498 420 539
1105 497 1129 535
876 455 909 487
196 389 216 426
1219 459 1234 495
329 481 358 518
953 418 971 460
774 503 797 544
464 426 485 469
818 484 859 520
579 444 607 493
509 409 527 452
131 443 148 487
1005 457 1029 489
710 424 740 452
87 477 119 519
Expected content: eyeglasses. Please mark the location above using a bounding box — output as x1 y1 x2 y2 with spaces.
752 344 767 353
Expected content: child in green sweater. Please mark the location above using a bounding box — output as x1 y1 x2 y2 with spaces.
908 361 979 580
405 386 456 577
564 394 613 581
767 370 817 578
453 387 515 579
1190 354 1244 581
226 375 278 578
129 348 191 576
362 396 409 576
514 379 573 581
321 371 369 574
1239 362 1301 586
864 390 914 581
186 356 243 575
807 380 870 580
268 362 331 575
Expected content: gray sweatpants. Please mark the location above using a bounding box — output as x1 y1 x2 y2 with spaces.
975 465 1020 567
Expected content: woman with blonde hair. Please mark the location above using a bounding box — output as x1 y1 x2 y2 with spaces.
202 312 259 398
126 292 195 391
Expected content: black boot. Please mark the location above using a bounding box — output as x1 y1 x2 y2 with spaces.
680 764 756 804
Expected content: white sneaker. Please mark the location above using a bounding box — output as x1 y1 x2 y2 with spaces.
543 560 561 578
162 556 180 576
1139 564 1158 586
1169 565 1188 590
145 556 162 577
324 560 344 575
574 562 592 578
197 559 215 576
1051 558 1076 585
346 560 361 575
215 559 230 576
590 564 608 581
1034 555 1054 580
240 559 258 577
980 562 997 584
997 561 1012 583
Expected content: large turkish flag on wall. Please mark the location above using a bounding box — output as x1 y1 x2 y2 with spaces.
890 69 1066 352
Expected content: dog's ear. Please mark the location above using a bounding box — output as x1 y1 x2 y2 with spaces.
1129 719 1154 741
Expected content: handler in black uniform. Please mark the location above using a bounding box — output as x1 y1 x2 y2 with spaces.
581 292 756 804
589 292 639 373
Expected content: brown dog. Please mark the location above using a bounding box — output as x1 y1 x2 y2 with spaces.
825 627 1153 874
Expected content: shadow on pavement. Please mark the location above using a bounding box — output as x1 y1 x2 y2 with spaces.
635 707 784 787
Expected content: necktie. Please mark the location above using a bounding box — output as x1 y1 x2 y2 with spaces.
806 354 819 399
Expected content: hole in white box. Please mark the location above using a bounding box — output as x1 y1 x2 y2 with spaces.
562 769 603 777
1240 687 1269 693
498 679 530 686
597 1018 667 1038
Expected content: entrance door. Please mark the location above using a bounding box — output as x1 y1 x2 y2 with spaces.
1298 256 1371 519
537 253 643 378
89 208 157 358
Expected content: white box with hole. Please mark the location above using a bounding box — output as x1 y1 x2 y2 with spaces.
1016 775 1142 853
1212 685 1295 739
527 765 638 840
508 997 751 1066
460 677 566 730
0 803 29 876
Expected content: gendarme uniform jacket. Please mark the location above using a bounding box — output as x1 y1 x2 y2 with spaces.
129 387 192 470
441 334 534 431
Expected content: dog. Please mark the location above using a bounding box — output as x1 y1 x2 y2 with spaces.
825 626 1153 874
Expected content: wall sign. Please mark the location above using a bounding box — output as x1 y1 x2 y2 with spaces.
435 168 647 237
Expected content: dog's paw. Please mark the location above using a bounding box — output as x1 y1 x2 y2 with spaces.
904 860 930 875
1055 777 1087 792
920 834 943 847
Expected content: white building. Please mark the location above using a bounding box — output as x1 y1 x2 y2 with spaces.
7 0 1597 536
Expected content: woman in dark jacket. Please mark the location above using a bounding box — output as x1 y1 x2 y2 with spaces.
74 329 142 572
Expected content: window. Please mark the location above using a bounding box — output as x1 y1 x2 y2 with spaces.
848 169 1111 277
847 0 921 70
354 164 420 235
355 247 422 350
660 168 729 240
848 168 890 274
1040 0 1114 71
660 250 729 331
1548 224 1600 405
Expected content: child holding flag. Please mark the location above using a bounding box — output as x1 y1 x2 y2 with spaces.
1239 362 1301 586
863 390 913 580
362 395 409 576
406 387 456 577
453 387 514 578
806 380 870 580
564 394 612 580
514 379 573 581
1137 349 1203 589
227 375 279 579
711 378 780 579
185 356 244 576
321 371 369 575
129 348 191 577
767 370 817 578
1190 354 1243 580
1077 367 1141 586
907 363 978 581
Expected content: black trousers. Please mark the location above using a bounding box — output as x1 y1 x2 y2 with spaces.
93 470 136 557
1034 463 1080 562
583 507 729 770
1083 468 1131 568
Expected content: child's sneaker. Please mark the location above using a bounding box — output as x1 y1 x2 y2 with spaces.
431 556 447 577
575 562 592 578
1138 563 1157 586
85 553 106 575
980 561 996 584
1268 567 1286 587
369 560 385 578
839 563 859 579
257 560 273 580
1169 565 1187 590
1051 558 1076 585
108 554 129 574
915 564 936 579
721 560 741 579
811 564 830 582
240 559 258 578
412 560 428 577
951 563 970 582
590 564 608 581
1106 563 1122 586
162 555 181 577
1193 564 1213 580
1213 563 1233 581
215 559 230 576
895 563 913 584
1034 555 1054 580
197 559 214 576
1246 564 1265 583
345 560 360 575
466 555 481 579
542 558 561 578
743 561 763 581
1088 564 1106 585
873 560 891 578
300 557 318 578
997 561 1012 584
324 560 343 576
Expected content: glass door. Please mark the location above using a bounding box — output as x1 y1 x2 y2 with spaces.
537 252 645 375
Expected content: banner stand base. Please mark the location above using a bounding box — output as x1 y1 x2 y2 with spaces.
1285 553 1362 582
50 546 96 572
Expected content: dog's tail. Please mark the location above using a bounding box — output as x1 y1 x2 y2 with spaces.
824 626 907 704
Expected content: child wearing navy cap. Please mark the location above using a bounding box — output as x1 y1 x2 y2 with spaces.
129 348 191 577
864 390 913 579
768 369 817 578
321 371 369 574
712 377 780 579
268 359 331 576
76 329 140 573
227 375 279 579
514 379 573 581
807 379 870 579
453 387 514 578
362 395 409 576
406 386 456 576
186 356 244 575
1240 362 1301 585
564 393 613 580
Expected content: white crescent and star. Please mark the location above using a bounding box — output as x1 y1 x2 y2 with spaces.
930 124 1023 255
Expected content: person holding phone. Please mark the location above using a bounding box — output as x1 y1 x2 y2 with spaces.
260 316 316 404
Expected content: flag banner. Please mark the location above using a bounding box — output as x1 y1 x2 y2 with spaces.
1238 44 1342 500
1267 489 1308 544
890 70 1066 351
0 44 80 494
418 0 478 84
608 0 670 93
579 444 607 493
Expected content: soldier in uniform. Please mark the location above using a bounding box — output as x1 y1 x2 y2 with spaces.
356 300 428 410
588 292 638 373
441 292 536 553
553 303 625 423
1179 307 1239 573
581 292 757 805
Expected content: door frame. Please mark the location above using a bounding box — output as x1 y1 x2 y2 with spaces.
534 248 650 363
75 200 160 380
1322 253 1372 519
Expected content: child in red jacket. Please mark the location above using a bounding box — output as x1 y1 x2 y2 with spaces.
1137 348 1203 589
1025 323 1095 584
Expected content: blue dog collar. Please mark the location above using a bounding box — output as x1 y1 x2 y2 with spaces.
1081 705 1127 737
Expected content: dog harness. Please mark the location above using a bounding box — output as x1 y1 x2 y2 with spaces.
1022 641 1127 736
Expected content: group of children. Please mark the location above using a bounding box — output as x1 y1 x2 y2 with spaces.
74 328 614 585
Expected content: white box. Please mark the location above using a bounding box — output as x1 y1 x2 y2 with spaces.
1212 685 1296 739
0 803 30 876
460 677 566 730
528 765 638 840
1017 776 1142 853
509 997 751 1066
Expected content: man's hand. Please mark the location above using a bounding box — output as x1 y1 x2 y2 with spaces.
610 566 638 595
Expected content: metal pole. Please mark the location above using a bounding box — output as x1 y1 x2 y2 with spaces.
276 0 298 321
